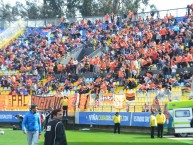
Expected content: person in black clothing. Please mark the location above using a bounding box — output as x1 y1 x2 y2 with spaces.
190 117 193 127
15 114 23 130
44 106 53 130
44 109 67 145
187 5 191 16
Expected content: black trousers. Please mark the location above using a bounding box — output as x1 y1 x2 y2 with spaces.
114 123 120 134
151 126 155 138
63 106 68 117
157 124 164 138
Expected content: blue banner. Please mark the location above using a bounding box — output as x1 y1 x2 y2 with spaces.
131 112 151 127
0 111 27 123
78 112 131 126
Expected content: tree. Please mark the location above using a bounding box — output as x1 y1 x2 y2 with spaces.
0 0 155 21
96 0 113 15
78 0 151 17
65 0 80 18
79 0 101 17
25 1 41 19
0 0 13 20
41 0 65 18
11 2 28 20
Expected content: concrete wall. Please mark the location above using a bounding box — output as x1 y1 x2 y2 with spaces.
61 47 83 65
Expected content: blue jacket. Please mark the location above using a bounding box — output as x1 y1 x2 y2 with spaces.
22 111 41 133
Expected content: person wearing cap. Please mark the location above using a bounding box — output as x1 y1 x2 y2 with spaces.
22 104 41 145
112 112 121 134
150 112 157 138
156 110 166 138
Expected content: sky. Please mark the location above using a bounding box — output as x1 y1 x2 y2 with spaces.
149 0 192 10
142 0 193 17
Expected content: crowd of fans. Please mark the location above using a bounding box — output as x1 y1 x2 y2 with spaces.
0 4 193 99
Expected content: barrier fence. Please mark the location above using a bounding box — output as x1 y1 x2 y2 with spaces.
0 88 190 114
75 112 151 127
0 7 188 28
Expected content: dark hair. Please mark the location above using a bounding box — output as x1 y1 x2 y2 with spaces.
51 109 62 118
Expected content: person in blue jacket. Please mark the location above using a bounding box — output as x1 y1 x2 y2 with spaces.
22 104 41 145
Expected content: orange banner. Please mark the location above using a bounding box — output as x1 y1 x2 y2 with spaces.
99 93 113 105
0 95 31 111
125 92 135 101
31 96 63 110
0 96 6 110
68 94 78 111
79 94 89 111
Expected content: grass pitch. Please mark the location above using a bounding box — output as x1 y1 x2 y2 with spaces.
0 128 192 145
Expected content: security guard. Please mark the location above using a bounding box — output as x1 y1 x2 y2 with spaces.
112 112 121 134
156 110 166 138
62 96 68 117
150 112 157 138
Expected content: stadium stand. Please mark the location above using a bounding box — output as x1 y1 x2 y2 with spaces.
0 5 193 112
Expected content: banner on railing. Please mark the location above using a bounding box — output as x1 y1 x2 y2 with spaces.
125 92 135 101
0 111 27 122
113 94 126 109
31 96 63 110
0 88 186 112
90 94 99 108
68 94 78 112
99 93 113 111
78 94 90 111
0 95 31 111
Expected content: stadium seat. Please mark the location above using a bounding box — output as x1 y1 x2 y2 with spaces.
4 87 8 91
4 90 10 95
70 90 75 94
52 90 57 95
63 90 68 95
48 91 53 95
85 78 90 83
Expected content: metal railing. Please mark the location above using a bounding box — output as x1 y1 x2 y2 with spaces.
0 7 188 28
